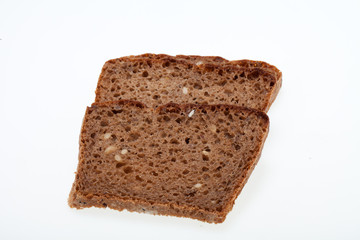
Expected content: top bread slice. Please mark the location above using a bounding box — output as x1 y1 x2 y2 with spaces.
95 54 282 112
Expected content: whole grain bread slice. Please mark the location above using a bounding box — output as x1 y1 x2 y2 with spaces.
68 100 269 223
95 54 282 112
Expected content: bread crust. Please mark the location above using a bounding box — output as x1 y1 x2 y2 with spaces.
120 53 281 78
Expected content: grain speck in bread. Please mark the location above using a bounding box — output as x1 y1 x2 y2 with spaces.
68 100 269 223
95 54 282 112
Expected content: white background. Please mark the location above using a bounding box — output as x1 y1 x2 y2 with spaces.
1 0 359 239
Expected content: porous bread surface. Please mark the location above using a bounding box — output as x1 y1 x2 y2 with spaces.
68 100 269 223
95 54 282 112
125 53 281 79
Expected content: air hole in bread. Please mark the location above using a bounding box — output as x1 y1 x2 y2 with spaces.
112 109 123 114
124 166 133 174
116 162 126 168
175 118 182 124
100 120 108 127
202 167 209 172
182 169 189 175
135 175 143 181
194 83 202 90
129 132 140 141
202 155 209 161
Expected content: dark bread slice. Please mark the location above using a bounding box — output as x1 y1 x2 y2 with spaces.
95 54 282 112
68 100 269 223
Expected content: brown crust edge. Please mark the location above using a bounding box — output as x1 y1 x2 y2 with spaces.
264 71 282 112
68 185 225 223
121 53 281 77
68 100 269 223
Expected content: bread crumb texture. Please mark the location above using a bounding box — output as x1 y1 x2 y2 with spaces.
95 54 282 112
69 100 269 223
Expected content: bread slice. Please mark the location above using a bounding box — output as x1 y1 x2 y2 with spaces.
95 54 281 112
68 100 269 223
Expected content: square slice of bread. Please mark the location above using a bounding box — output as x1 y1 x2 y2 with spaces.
95 54 282 112
68 100 269 223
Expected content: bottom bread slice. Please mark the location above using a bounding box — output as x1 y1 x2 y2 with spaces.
68 100 269 223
